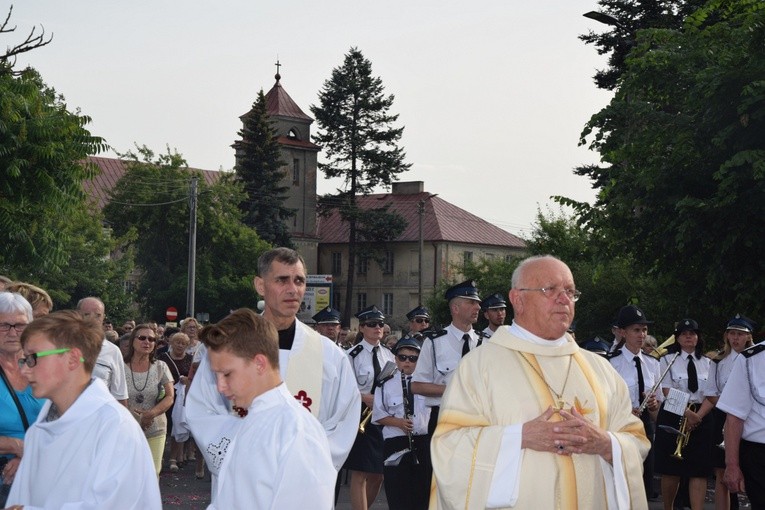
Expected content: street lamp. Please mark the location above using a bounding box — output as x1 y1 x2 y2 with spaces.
417 193 437 304
583 11 623 28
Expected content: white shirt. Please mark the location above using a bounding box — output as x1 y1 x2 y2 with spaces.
412 323 480 406
347 339 396 394
372 370 430 439
703 352 740 397
609 348 662 409
660 351 710 404
210 383 335 510
92 338 129 401
7 379 161 509
717 347 765 443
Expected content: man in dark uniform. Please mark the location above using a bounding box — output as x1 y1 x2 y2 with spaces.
480 293 507 338
312 306 342 344
402 305 431 346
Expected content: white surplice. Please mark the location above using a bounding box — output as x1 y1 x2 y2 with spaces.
7 378 160 510
187 320 359 482
209 383 335 510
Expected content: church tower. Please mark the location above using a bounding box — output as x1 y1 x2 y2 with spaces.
240 65 320 268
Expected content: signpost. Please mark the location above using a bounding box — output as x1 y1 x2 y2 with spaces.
166 306 178 322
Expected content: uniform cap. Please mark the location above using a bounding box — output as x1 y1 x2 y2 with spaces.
445 280 481 302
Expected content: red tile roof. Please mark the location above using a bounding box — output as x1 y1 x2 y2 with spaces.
265 78 312 121
317 191 525 248
84 156 220 209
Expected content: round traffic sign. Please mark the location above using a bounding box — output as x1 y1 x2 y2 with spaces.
166 306 178 321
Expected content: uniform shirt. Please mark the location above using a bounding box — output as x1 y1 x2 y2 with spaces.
92 338 129 401
703 351 741 397
411 323 480 407
347 339 395 394
609 348 662 409
372 370 430 440
482 327 496 339
660 351 710 404
717 347 765 443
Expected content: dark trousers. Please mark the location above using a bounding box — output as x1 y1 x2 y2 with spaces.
741 439 765 510
640 411 657 498
383 435 430 510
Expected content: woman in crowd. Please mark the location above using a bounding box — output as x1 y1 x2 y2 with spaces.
157 331 193 472
0 293 44 507
181 318 201 357
4 282 53 318
702 315 754 510
655 319 714 510
124 324 175 476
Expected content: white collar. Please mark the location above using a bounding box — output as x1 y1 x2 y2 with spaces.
510 322 568 347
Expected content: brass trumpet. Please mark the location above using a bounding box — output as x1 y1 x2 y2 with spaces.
359 406 373 433
671 407 691 460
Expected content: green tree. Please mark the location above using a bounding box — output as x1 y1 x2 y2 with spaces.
232 90 295 247
0 66 107 272
103 146 270 322
310 47 411 325
570 0 765 338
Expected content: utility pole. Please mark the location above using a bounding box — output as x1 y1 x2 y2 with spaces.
417 193 437 304
186 177 198 319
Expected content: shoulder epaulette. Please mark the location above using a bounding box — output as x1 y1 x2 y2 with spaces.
426 329 448 340
604 349 622 361
348 344 363 358
742 343 765 358
475 330 491 340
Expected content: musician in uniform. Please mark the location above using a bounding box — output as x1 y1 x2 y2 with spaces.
608 305 661 499
717 338 765 510
344 305 396 510
480 293 507 338
655 319 714 510
313 306 342 344
702 314 754 510
402 306 432 347
372 337 430 510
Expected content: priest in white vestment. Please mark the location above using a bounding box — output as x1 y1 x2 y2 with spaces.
7 310 161 510
430 256 649 510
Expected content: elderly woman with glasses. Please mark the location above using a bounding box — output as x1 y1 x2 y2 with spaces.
0 292 44 507
123 324 175 476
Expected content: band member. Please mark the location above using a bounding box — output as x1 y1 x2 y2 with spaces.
312 306 342 344
480 293 507 338
402 306 431 346
608 305 661 499
372 338 430 510
344 305 396 510
655 319 713 510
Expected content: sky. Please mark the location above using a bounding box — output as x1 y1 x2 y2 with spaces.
11 1 613 238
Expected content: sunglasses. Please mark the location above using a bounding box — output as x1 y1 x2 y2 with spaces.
413 318 430 324
363 321 385 328
396 354 419 363
136 335 156 342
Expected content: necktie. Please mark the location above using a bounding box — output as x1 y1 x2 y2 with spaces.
687 355 698 393
462 333 471 357
371 346 381 394
633 356 645 401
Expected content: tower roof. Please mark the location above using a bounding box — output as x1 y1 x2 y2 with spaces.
264 73 312 121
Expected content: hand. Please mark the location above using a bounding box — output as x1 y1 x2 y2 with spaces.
139 410 155 430
179 375 189 385
556 407 613 462
723 464 745 493
521 407 579 456
646 394 659 413
685 410 701 430
361 393 374 408
398 417 413 433
2 456 21 484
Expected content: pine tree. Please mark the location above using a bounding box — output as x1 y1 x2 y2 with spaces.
233 90 295 248
310 47 411 325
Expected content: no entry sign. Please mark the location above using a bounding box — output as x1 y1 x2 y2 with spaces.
166 306 178 322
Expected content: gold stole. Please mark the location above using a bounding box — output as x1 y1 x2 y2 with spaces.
285 326 323 418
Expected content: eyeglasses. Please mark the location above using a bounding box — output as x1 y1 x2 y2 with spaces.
18 348 83 368
413 318 430 324
363 321 385 328
518 286 581 302
136 335 156 342
0 323 27 333
396 354 419 362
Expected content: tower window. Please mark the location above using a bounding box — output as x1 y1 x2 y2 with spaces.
288 128 299 139
293 159 300 185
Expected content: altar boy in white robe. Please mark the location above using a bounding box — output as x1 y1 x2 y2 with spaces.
200 308 335 509
7 310 161 510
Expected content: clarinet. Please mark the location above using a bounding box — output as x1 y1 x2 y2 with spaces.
401 372 419 465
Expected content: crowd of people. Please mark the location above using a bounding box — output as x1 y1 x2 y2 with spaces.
0 250 763 509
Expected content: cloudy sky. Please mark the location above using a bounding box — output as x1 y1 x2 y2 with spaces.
12 1 613 238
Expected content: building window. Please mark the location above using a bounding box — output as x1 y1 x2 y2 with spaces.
293 159 300 185
463 251 473 265
288 128 299 139
331 252 342 276
357 255 368 275
504 254 514 263
383 250 394 274
486 253 495 260
357 293 367 312
383 293 393 316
